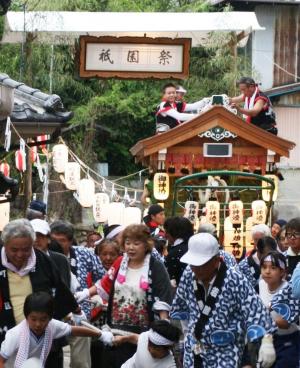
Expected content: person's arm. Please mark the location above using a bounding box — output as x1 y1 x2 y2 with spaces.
184 98 208 112
274 315 290 329
165 108 196 122
0 356 6 368
113 334 139 346
229 94 244 104
291 264 300 298
233 99 265 117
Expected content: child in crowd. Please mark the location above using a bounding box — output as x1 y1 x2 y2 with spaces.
259 251 299 368
114 320 180 368
0 292 113 368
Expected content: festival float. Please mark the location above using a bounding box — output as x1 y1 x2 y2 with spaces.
130 96 295 259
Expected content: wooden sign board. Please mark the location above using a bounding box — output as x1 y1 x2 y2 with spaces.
79 36 191 79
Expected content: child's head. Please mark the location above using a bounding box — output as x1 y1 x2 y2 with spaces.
95 239 120 270
147 320 181 359
256 236 277 260
260 251 286 289
24 291 54 336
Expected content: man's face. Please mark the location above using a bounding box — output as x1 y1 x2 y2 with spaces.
239 83 256 98
34 233 49 252
176 92 185 101
87 234 101 248
151 211 165 226
285 229 300 254
5 237 33 270
163 87 176 103
191 256 220 284
50 232 72 255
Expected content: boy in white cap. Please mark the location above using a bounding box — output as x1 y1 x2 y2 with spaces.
171 233 276 368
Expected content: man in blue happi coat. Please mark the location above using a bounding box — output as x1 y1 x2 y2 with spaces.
171 233 276 368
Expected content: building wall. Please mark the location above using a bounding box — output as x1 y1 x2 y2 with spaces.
275 106 300 168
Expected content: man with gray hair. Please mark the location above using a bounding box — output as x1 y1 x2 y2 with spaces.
0 219 80 368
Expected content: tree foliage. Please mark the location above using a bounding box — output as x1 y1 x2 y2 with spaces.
0 0 252 176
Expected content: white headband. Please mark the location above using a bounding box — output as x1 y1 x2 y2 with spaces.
106 225 124 240
148 329 174 346
264 255 286 270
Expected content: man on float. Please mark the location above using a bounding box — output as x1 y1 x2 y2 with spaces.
156 83 206 131
230 77 277 135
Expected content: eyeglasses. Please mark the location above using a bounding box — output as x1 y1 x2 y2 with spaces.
285 232 300 240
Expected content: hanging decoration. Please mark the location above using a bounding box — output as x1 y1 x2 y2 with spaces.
65 162 81 190
35 154 44 183
37 135 49 150
93 192 110 223
184 201 199 225
4 116 11 152
252 200 267 224
229 200 244 225
153 172 169 201
0 162 10 177
107 202 125 226
78 178 95 207
205 200 220 225
123 206 142 226
262 174 278 202
0 200 10 231
15 139 26 172
52 144 68 173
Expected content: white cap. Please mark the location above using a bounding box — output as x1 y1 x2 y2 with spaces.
180 233 219 266
176 85 187 94
30 219 50 235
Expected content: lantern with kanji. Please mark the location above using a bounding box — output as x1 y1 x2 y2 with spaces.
15 150 26 172
229 200 243 225
52 144 68 173
245 216 254 249
153 173 169 201
93 192 110 223
205 200 220 225
0 162 10 177
224 216 244 259
252 200 267 224
123 206 142 226
78 178 95 207
184 201 199 224
262 174 278 202
65 162 81 190
0 200 10 231
107 202 125 226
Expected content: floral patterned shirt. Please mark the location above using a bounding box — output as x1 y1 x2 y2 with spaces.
111 267 149 330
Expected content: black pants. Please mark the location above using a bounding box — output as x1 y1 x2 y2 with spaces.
194 354 204 368
45 348 63 368
99 342 137 368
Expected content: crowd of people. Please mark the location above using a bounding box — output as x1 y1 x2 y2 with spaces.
0 200 299 368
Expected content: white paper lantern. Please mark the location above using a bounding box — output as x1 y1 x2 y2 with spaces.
205 200 220 225
223 216 244 260
123 206 142 226
0 200 10 231
184 201 199 224
107 202 125 226
52 144 68 173
78 178 95 207
252 200 267 224
65 162 81 190
245 216 254 249
262 174 278 202
93 192 110 223
153 173 169 201
229 200 244 225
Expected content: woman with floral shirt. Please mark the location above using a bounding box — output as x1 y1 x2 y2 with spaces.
76 224 172 367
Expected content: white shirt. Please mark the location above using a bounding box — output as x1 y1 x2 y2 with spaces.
0 319 72 367
259 279 298 335
121 331 176 368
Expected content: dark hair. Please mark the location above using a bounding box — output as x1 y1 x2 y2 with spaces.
87 231 101 240
162 83 176 93
257 236 277 254
237 77 256 87
24 291 54 319
260 251 286 270
151 320 181 344
286 217 300 233
153 236 167 256
103 224 121 238
50 220 74 241
122 224 153 253
164 216 194 241
95 238 120 256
